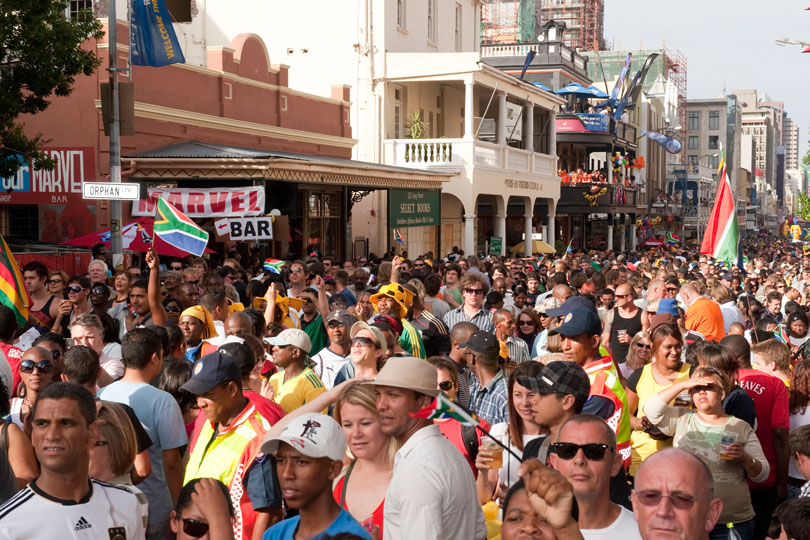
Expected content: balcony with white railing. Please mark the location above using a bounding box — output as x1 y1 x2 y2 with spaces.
383 138 556 177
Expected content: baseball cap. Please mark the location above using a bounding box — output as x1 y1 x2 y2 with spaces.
545 296 597 318
261 412 346 461
548 308 602 337
364 356 439 397
181 352 242 395
517 362 590 403
459 331 500 358
264 328 312 354
656 298 680 317
326 309 355 329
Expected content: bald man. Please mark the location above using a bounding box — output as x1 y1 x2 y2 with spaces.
225 311 254 337
535 284 574 309
633 448 722 540
445 321 477 408
680 282 725 342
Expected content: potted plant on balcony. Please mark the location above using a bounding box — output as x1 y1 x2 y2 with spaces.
403 112 452 164
405 111 427 139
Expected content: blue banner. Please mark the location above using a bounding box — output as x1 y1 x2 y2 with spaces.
130 0 185 67
577 113 609 133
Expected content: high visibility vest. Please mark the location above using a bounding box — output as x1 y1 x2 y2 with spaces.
584 356 633 467
184 403 271 540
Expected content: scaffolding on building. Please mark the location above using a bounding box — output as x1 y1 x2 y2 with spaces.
536 0 605 51
481 0 537 44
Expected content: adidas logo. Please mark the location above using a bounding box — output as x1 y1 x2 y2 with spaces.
74 517 92 531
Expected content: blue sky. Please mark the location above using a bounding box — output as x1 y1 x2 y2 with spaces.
604 0 809 162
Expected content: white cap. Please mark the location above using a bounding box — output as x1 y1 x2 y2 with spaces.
261 413 346 461
263 328 312 353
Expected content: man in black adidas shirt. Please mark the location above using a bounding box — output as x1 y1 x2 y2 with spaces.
0 383 146 539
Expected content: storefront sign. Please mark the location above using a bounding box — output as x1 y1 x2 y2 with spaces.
555 114 609 133
389 189 439 228
132 186 264 217
0 147 94 205
224 217 274 241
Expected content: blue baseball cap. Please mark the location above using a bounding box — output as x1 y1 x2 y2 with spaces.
657 298 680 317
548 308 602 337
545 296 597 318
181 352 242 395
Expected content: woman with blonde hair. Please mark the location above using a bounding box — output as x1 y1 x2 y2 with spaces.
333 382 395 538
47 270 69 299
620 330 652 379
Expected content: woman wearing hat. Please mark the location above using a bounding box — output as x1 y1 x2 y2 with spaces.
531 297 561 358
369 283 425 359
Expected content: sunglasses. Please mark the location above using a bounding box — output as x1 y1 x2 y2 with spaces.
178 515 209 538
48 279 64 285
634 490 699 510
90 288 107 295
327 320 346 328
666 287 679 292
351 336 375 348
690 384 720 393
165 306 181 313
20 359 53 374
635 343 651 350
439 380 454 392
67 286 85 294
518 320 535 326
551 442 612 461
464 288 484 295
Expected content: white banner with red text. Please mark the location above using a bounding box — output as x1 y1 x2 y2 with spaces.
132 186 265 217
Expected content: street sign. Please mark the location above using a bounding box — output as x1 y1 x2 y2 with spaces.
82 182 140 200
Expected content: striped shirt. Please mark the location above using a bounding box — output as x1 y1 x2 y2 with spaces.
468 370 508 425
505 335 531 364
400 319 426 359
269 365 326 414
442 306 495 333
443 353 471 409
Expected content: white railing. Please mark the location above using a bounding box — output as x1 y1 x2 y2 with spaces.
384 138 557 177
480 43 540 57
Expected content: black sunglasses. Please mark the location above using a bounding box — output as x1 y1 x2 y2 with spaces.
48 279 64 285
178 515 209 538
327 320 346 328
635 343 651 350
90 287 107 295
67 286 85 294
551 442 612 461
439 380 454 392
20 359 53 374
165 306 181 313
351 336 375 347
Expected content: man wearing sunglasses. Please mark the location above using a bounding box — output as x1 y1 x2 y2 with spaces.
549 414 642 538
442 274 495 333
0 383 147 539
633 447 723 540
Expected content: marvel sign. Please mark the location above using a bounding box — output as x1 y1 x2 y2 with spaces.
0 148 94 205
132 186 265 217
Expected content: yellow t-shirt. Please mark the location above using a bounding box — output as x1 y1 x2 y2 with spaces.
269 366 326 414
629 362 692 476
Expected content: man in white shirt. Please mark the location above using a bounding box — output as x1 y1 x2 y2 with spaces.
311 310 353 389
368 356 486 540
549 414 641 539
0 382 146 539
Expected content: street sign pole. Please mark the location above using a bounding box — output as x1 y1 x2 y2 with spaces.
108 0 123 269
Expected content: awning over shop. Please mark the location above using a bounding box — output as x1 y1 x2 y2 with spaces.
124 141 451 190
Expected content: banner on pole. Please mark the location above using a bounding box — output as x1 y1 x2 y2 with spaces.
130 0 186 67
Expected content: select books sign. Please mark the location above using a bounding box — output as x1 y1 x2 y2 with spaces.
389 189 440 228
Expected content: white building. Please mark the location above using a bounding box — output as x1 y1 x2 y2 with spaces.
158 0 563 257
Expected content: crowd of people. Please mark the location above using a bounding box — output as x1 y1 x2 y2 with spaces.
3 237 810 539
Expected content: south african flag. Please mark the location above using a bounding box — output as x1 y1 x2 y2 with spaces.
153 197 209 257
264 258 284 274
410 393 478 427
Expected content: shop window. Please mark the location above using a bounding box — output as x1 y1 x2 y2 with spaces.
302 190 342 258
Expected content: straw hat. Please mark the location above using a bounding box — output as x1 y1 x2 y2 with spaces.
364 356 439 397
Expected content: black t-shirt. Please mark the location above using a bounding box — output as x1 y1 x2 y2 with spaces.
722 386 757 429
